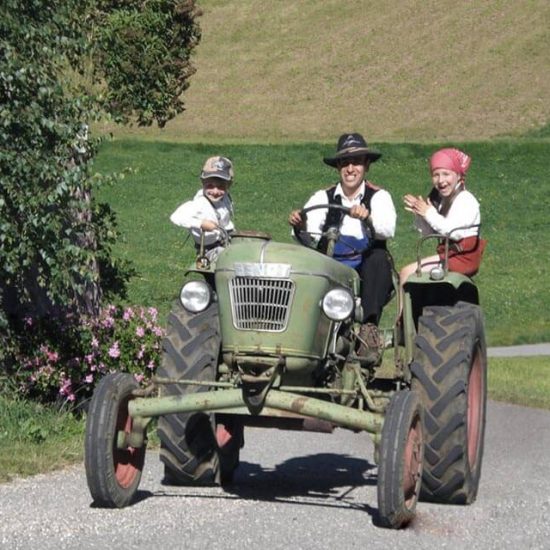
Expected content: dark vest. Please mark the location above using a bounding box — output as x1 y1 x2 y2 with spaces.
318 182 386 254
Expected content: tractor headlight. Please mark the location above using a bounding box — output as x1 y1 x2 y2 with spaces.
322 288 354 321
180 280 212 313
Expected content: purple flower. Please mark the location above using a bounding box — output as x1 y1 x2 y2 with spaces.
123 307 134 321
137 345 145 359
153 326 164 337
108 342 120 359
102 316 115 329
91 336 99 349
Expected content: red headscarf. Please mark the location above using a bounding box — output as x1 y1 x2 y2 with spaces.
429 148 471 176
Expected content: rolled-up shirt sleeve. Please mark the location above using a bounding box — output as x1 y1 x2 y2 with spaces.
170 194 222 245
423 192 480 240
370 189 396 239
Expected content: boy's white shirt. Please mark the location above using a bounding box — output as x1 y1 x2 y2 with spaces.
414 190 480 240
170 189 234 246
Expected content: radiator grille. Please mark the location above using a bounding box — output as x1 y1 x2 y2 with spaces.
229 276 295 331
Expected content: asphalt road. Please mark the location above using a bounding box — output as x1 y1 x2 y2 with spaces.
487 343 550 357
1 400 549 550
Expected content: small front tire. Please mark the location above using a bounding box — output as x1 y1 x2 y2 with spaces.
377 390 424 529
84 373 146 508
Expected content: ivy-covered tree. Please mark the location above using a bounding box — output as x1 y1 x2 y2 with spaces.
0 0 201 371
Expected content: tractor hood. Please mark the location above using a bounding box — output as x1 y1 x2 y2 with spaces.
214 234 360 376
216 234 359 288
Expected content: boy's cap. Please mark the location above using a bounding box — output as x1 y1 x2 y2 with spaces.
200 156 234 182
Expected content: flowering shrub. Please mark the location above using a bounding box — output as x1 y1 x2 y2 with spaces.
14 305 165 406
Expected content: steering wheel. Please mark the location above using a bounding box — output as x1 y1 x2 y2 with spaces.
293 204 372 258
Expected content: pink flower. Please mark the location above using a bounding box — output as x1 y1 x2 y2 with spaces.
91 336 99 349
84 374 94 384
134 374 145 383
148 307 158 321
59 376 72 396
102 316 115 329
135 326 145 338
153 326 164 337
137 345 145 360
147 360 155 370
123 307 134 321
108 342 120 359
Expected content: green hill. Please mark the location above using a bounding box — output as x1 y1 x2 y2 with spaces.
104 0 550 143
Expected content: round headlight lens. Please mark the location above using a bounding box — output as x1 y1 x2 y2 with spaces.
322 288 354 321
180 280 211 313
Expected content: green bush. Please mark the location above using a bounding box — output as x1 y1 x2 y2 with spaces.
0 0 201 392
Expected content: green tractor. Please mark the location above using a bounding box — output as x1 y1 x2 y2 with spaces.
84 205 487 529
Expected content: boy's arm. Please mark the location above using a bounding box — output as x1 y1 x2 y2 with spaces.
170 197 216 230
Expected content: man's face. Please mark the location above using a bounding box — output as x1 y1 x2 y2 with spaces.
337 156 368 192
202 177 230 202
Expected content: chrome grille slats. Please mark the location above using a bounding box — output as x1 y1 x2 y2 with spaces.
229 276 294 332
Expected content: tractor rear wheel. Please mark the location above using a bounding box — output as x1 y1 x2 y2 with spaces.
411 302 487 504
157 301 242 485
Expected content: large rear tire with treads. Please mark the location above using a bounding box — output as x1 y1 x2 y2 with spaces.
411 302 487 504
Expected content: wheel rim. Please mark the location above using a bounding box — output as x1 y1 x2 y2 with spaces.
113 396 145 488
403 412 423 509
467 345 483 470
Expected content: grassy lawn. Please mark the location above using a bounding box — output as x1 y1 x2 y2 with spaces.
0 397 85 483
94 138 550 346
489 356 550 410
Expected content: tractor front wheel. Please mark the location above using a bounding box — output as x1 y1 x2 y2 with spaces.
84 373 146 508
377 390 424 529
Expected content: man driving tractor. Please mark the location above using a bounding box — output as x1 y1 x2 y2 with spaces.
288 133 396 361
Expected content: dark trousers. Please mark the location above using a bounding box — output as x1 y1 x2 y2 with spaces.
358 247 393 325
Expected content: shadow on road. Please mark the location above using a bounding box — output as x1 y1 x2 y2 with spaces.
229 452 377 497
116 452 380 520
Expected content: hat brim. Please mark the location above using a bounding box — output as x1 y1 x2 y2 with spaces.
200 171 233 182
323 149 382 167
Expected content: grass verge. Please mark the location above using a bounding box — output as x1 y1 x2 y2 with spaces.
488 356 550 410
0 397 85 483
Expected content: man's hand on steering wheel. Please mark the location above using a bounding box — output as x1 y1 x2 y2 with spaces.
349 204 370 220
288 209 305 229
289 203 372 251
